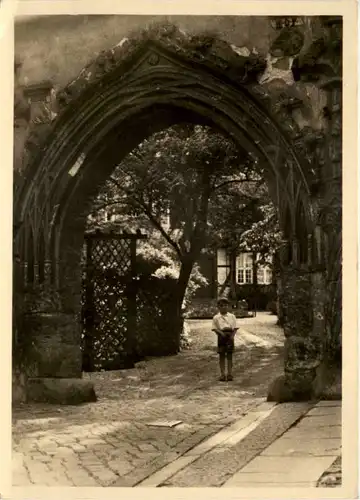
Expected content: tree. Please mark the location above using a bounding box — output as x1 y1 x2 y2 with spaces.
88 124 263 338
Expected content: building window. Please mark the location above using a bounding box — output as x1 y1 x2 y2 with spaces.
236 253 253 285
237 253 273 285
257 264 272 284
245 268 253 284
257 267 265 284
217 248 230 266
217 249 231 290
264 267 273 285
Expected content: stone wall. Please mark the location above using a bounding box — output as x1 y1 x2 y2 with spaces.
12 370 27 404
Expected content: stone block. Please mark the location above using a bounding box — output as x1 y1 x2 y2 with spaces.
299 414 341 427
313 364 342 400
225 455 337 485
27 377 97 405
319 374 342 401
223 480 317 487
27 312 81 344
316 400 341 407
108 459 133 476
12 370 27 404
33 342 82 378
267 375 293 402
26 312 82 378
261 437 341 456
281 425 341 440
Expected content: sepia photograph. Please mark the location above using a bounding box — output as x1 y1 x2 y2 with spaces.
6 6 356 495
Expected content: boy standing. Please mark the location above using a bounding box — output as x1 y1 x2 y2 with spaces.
212 297 238 381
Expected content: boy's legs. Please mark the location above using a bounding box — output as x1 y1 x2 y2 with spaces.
219 353 226 380
226 352 233 380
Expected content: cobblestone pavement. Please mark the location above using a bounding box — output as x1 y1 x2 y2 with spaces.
13 313 284 487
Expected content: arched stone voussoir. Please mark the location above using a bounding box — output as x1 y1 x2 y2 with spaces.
16 30 313 225
251 78 327 199
15 24 264 177
55 23 268 110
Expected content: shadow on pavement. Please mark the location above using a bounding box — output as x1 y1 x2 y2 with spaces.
12 314 284 433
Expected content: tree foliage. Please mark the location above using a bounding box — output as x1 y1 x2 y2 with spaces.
88 123 282 336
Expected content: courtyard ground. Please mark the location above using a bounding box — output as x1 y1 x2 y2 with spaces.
12 313 341 488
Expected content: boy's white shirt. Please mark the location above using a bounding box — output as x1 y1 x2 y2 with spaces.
212 312 237 331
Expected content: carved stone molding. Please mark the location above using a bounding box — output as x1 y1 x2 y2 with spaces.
55 25 267 111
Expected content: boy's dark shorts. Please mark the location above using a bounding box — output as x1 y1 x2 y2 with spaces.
217 333 235 354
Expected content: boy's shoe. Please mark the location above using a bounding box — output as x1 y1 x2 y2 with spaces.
226 375 233 381
219 375 226 381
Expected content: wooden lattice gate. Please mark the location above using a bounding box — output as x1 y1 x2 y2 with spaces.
81 230 146 372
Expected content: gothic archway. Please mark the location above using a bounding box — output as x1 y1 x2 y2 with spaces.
14 24 327 403
14 27 314 284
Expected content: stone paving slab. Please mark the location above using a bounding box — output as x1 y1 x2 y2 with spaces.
261 437 341 457
224 481 318 487
316 400 342 407
235 455 337 477
307 406 342 417
297 415 341 428
281 425 341 440
224 470 332 486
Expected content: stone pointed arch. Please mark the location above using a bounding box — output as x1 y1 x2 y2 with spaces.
15 26 314 280
14 23 330 405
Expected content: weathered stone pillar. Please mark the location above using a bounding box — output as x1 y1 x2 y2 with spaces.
21 282 97 404
268 16 342 401
268 262 328 401
314 17 342 388
14 220 97 404
282 267 318 397
320 75 342 369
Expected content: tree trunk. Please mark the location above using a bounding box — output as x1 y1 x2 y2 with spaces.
218 267 231 297
167 254 196 352
176 254 196 316
171 169 212 350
